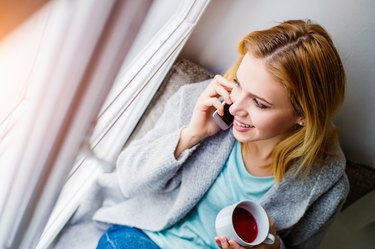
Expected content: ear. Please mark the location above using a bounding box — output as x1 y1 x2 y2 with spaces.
296 117 305 127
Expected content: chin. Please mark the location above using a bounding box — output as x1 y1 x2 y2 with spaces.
232 130 254 143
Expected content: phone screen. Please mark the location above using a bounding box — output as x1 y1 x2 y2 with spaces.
221 103 234 126
212 101 234 130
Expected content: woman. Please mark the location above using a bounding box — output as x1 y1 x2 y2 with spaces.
96 19 348 249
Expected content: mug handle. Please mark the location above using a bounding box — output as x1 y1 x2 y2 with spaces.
263 233 275 245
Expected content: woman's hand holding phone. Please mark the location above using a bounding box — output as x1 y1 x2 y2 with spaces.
177 75 236 154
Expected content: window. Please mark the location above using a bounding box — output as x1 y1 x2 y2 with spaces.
0 0 211 248
0 0 153 248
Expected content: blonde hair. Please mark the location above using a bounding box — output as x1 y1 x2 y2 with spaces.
225 20 346 182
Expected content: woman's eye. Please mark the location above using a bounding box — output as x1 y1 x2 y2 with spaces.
253 98 268 109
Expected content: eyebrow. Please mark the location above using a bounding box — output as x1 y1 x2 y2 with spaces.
235 74 274 106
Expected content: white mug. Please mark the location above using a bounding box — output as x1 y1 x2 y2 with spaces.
215 200 275 247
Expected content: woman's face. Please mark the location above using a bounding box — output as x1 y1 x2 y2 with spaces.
230 53 300 146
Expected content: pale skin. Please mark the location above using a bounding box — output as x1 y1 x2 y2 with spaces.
174 53 304 249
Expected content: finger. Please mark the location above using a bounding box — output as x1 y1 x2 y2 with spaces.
207 84 233 104
267 215 277 235
215 237 222 248
202 97 225 115
268 215 275 227
264 216 278 244
213 74 237 90
228 240 243 249
219 237 230 249
216 86 232 105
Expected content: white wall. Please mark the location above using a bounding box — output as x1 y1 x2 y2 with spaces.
181 0 375 168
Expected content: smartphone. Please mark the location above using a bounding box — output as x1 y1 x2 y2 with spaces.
212 101 234 130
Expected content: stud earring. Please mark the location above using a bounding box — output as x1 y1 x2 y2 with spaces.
298 121 305 127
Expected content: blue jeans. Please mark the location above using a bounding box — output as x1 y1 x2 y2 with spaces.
97 225 161 249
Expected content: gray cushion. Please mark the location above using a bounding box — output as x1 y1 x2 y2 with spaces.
343 160 375 209
126 58 213 145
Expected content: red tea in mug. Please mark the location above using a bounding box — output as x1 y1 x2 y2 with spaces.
232 207 258 243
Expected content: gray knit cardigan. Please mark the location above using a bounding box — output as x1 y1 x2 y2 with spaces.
54 80 349 249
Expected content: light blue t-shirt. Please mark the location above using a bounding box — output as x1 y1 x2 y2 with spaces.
144 141 275 248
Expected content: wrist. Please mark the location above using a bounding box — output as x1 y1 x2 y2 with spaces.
182 125 205 147
272 235 281 249
174 126 202 159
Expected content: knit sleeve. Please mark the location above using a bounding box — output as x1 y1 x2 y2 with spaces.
285 174 349 249
116 81 208 198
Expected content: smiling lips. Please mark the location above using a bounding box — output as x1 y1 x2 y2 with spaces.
234 119 255 128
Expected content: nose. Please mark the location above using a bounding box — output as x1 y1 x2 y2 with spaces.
229 93 248 117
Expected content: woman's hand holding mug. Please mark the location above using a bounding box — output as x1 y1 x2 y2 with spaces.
214 200 280 249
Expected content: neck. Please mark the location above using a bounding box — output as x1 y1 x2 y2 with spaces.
247 140 276 159
241 141 275 177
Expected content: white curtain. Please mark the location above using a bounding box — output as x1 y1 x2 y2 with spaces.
0 0 152 248
35 0 211 249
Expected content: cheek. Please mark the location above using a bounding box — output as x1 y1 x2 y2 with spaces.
250 112 270 128
253 111 296 131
